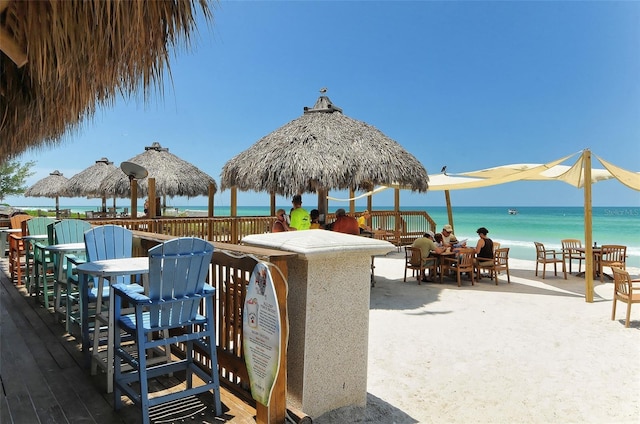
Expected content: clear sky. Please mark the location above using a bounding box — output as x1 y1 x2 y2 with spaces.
7 1 640 210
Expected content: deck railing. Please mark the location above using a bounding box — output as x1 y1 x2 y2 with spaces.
92 209 436 247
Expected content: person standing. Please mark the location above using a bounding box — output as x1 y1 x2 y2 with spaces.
289 195 311 230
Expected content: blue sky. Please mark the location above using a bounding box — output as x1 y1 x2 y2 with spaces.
8 1 640 210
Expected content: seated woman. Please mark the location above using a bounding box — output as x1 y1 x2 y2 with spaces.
272 209 292 232
474 227 494 260
310 209 322 229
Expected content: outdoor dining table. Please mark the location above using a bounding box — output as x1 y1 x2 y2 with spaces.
44 243 87 320
0 228 21 257
76 257 149 392
430 250 457 280
575 247 607 280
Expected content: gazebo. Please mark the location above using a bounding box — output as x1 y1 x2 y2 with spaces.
98 142 217 218
24 170 69 218
221 91 429 220
65 157 119 214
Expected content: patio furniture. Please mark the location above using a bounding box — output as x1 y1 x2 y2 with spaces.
32 222 56 307
8 214 31 284
534 242 566 279
440 248 476 287
611 267 640 328
404 246 436 283
25 217 54 293
561 239 586 274
599 245 627 282
477 247 511 285
113 237 221 424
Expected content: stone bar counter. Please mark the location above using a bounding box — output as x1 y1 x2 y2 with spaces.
242 230 395 418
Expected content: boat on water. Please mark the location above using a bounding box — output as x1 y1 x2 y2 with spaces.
508 209 519 215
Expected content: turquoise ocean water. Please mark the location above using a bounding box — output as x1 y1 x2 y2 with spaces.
17 205 640 268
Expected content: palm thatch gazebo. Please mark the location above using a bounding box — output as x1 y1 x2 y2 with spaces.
24 170 69 218
0 0 212 160
65 157 119 213
220 92 429 218
98 142 217 218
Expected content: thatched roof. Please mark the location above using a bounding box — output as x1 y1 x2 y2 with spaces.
65 157 117 198
0 0 211 160
99 142 217 198
220 94 429 197
24 170 68 198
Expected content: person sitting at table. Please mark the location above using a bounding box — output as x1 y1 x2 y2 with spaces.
434 232 444 248
440 224 465 248
309 209 323 229
411 231 445 282
331 208 360 235
474 227 494 260
357 210 373 235
272 209 292 232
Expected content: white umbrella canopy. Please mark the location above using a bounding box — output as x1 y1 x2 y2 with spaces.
98 142 218 199
65 157 119 211
24 170 69 216
220 93 429 197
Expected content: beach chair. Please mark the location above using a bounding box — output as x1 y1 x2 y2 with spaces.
404 246 436 284
477 247 510 285
611 267 640 328
599 245 626 282
534 242 566 279
440 248 476 287
113 237 221 424
561 239 585 274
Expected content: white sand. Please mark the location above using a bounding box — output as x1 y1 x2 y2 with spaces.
314 252 640 424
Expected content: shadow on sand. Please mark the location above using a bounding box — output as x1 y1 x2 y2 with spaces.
313 392 419 424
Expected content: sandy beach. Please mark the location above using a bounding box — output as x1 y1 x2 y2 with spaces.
314 252 640 424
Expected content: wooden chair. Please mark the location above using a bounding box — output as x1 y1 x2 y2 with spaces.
8 214 31 284
477 247 511 285
600 245 627 282
611 267 640 328
561 239 585 274
25 217 54 294
113 237 222 424
534 242 566 279
440 248 476 287
33 222 56 307
404 246 436 284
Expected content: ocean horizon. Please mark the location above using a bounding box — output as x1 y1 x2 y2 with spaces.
13 205 640 268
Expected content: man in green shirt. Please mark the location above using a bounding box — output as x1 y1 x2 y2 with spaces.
411 231 444 282
289 195 311 230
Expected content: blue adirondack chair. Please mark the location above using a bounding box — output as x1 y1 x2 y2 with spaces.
52 219 91 324
79 225 144 383
113 237 221 424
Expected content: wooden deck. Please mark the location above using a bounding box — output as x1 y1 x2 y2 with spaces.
0 258 257 424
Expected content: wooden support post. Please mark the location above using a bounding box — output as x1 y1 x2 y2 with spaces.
208 182 215 217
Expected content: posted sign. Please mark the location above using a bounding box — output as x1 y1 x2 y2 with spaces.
243 262 282 406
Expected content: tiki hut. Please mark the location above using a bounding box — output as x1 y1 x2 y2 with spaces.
220 92 429 216
98 142 217 217
24 170 69 218
65 157 118 212
0 0 212 160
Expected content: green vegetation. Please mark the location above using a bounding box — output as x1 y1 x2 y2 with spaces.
0 160 35 202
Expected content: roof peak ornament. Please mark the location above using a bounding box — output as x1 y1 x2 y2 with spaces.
304 88 343 114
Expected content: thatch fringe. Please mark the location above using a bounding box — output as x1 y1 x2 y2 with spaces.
0 0 212 160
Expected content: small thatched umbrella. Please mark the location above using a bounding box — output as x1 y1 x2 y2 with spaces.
98 142 217 217
0 0 212 160
220 92 429 216
65 157 119 212
24 170 69 218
